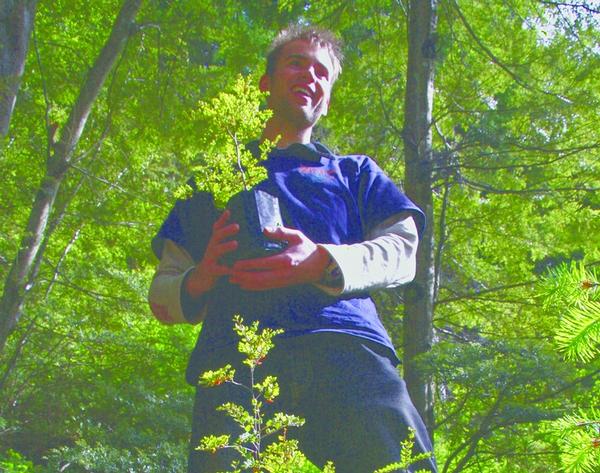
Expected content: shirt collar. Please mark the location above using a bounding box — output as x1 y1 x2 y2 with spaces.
246 140 335 162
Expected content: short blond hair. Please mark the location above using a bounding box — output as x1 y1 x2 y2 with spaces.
266 25 344 82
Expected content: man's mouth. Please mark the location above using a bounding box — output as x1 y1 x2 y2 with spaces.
292 86 314 100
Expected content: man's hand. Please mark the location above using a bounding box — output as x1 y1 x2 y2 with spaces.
229 226 330 291
185 210 239 296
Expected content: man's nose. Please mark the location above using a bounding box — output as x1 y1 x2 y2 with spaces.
299 65 317 82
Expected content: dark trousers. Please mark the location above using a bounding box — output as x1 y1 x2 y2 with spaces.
188 333 437 473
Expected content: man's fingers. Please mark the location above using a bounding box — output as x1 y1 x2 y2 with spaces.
212 263 233 276
232 253 290 271
212 223 239 243
212 239 238 258
229 270 293 290
263 226 301 243
213 209 232 230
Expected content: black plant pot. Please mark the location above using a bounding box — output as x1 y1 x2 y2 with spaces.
221 189 287 266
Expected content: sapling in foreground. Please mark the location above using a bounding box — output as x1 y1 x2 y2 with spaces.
197 315 331 473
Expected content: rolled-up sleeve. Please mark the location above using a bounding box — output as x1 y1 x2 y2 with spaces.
316 214 419 295
148 239 204 324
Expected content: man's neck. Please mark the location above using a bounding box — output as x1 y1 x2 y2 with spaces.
261 118 313 149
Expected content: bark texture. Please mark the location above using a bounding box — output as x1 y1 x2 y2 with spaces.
0 0 142 353
402 0 438 439
0 0 38 136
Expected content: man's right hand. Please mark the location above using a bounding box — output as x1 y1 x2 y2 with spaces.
185 210 239 297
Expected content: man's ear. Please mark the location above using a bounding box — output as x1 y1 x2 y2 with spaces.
259 74 270 92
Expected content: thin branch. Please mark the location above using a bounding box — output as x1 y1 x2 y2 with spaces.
5 313 93 409
442 390 507 473
0 316 36 392
434 178 450 301
84 219 152 228
394 0 408 17
451 0 573 103
435 389 471 429
70 163 129 194
530 368 600 404
437 281 536 305
39 273 146 306
230 130 248 190
477 447 562 458
71 120 111 164
433 122 455 303
35 40 90 67
502 140 600 156
25 172 85 295
432 142 600 174
540 1 600 15
575 420 600 427
453 297 538 306
461 177 599 195
374 9 403 138
44 228 80 299
69 158 164 208
32 21 52 158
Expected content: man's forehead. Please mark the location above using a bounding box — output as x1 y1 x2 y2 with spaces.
280 40 335 67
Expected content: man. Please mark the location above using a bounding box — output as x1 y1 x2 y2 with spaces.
149 25 437 473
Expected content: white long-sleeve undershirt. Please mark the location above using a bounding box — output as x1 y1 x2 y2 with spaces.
316 215 418 295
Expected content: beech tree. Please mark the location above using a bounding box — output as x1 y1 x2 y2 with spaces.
402 0 438 436
0 0 142 353
0 0 38 136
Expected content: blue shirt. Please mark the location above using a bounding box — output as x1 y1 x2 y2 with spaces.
153 142 425 383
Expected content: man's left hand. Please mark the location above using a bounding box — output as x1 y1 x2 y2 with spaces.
229 226 329 291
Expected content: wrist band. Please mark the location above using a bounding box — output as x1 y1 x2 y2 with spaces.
320 256 343 288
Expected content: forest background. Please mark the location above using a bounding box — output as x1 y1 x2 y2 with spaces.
0 0 599 472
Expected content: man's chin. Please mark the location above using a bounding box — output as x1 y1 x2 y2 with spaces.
273 103 324 131
288 111 321 129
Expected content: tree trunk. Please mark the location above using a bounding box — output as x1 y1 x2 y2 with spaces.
0 0 142 354
402 0 438 439
0 0 38 136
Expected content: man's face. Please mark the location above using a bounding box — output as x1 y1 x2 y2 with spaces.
260 39 335 132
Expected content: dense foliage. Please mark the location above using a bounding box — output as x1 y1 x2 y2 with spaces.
1 1 598 472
